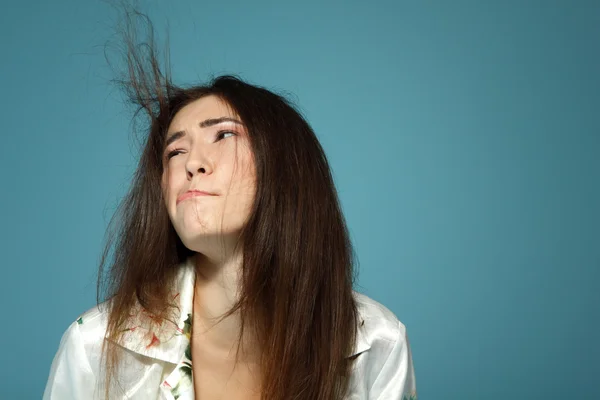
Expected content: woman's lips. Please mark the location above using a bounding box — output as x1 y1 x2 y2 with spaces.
177 191 216 204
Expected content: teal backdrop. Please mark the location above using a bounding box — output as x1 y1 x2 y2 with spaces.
1 0 599 398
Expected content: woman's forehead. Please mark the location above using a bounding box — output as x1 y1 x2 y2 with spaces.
170 95 239 128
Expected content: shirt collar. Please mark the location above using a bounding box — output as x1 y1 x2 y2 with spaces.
109 256 370 364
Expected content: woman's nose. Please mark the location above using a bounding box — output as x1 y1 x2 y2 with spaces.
186 151 213 178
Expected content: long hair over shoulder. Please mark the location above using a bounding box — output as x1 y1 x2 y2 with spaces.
98 7 359 400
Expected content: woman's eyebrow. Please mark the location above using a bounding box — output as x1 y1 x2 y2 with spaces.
199 117 244 128
165 117 244 147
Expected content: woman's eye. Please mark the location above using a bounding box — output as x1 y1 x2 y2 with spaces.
165 131 235 160
166 149 182 160
216 131 236 141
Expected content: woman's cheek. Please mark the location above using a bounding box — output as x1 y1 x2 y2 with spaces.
161 171 174 210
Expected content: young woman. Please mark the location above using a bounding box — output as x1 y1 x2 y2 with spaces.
43 11 417 400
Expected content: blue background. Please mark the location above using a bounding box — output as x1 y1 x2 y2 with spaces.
1 0 599 398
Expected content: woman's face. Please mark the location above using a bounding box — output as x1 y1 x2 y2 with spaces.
161 95 256 257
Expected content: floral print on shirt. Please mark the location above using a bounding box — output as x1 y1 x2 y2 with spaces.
169 313 193 399
117 292 185 353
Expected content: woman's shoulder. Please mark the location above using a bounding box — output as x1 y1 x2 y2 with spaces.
78 300 110 325
44 302 114 398
59 301 111 349
76 301 109 325
350 290 412 358
349 291 418 399
352 290 408 334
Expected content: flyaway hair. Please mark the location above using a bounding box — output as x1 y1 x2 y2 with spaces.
97 6 360 399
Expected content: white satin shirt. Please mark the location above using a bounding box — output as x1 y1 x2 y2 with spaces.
43 257 417 399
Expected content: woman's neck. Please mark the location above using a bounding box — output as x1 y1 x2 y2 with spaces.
191 252 260 363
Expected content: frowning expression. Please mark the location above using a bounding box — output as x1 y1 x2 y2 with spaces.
161 95 256 254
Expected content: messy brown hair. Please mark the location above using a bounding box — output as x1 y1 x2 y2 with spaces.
98 7 359 399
